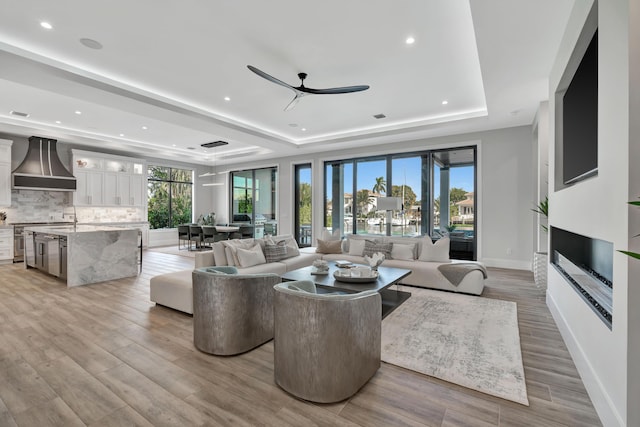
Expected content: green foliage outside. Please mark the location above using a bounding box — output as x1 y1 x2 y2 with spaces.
434 186 468 224
356 189 373 218
298 183 312 225
148 166 193 229
372 177 386 195
391 184 417 209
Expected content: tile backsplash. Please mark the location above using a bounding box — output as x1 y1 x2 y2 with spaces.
4 190 146 223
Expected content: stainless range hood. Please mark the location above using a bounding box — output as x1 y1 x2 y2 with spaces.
12 136 76 191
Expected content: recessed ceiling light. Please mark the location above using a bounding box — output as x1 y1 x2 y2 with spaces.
119 133 124 137
79 38 103 50
405 36 415 45
442 100 448 105
40 22 53 30
301 128 307 132
373 113 386 119
141 126 148 130
75 110 82 115
55 120 61 124
224 96 231 101
172 144 176 147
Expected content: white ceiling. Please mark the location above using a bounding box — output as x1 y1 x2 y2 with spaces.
0 0 574 166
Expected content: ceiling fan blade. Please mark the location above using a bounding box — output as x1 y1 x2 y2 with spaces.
247 65 295 91
284 93 303 111
299 85 370 95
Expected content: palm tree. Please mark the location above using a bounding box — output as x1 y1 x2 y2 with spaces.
356 189 373 218
372 176 386 195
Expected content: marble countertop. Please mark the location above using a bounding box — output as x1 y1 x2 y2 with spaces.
23 225 138 235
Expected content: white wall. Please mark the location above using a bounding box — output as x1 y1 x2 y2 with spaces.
533 101 550 254
547 1 631 425
217 125 535 269
628 3 640 426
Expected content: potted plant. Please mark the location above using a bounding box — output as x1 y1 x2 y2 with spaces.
531 197 549 287
0 211 6 225
197 212 216 226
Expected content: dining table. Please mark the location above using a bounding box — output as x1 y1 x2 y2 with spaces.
215 225 240 240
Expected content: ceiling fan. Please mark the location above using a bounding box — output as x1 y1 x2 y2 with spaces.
247 65 370 111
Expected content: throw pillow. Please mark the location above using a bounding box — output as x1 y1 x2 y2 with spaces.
264 240 288 262
348 239 366 256
211 242 228 266
222 239 256 266
267 234 300 258
418 237 450 262
316 239 343 254
363 239 392 258
320 228 341 241
391 243 416 260
236 243 267 268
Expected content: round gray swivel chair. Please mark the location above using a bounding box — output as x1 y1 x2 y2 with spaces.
192 266 281 355
273 280 382 403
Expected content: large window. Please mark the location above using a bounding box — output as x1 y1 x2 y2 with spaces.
324 147 476 259
147 166 193 229
294 164 312 246
231 167 277 238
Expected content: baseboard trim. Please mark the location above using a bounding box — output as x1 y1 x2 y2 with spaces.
546 291 624 427
480 257 531 270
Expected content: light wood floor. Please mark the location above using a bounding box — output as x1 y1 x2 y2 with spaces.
0 252 602 426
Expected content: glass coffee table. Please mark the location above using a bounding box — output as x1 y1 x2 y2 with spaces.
281 261 412 319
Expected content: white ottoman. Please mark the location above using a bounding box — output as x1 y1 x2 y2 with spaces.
150 270 193 314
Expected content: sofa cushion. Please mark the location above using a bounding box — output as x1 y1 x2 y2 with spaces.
321 254 368 264
391 242 416 260
320 228 342 241
348 239 366 256
235 262 287 275
236 243 267 268
343 234 371 252
264 240 288 262
150 270 193 314
316 239 343 254
418 237 450 262
364 239 392 258
279 252 323 271
222 239 257 266
386 237 421 259
212 242 228 266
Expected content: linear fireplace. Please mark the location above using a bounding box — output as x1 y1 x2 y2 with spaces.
550 227 613 329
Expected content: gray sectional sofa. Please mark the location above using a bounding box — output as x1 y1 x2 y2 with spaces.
150 233 486 314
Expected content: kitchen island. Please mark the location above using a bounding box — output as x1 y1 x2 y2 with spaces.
24 225 139 287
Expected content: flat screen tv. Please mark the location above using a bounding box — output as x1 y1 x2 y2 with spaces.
562 30 598 185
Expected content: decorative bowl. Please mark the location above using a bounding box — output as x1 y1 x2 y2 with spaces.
333 270 378 283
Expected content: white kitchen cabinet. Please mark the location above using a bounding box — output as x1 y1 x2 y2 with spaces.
74 170 104 206
72 150 146 207
104 172 131 206
0 140 13 207
0 228 14 264
129 173 144 206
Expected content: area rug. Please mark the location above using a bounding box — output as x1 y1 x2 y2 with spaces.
381 287 529 405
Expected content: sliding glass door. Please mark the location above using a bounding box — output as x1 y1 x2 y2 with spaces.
294 164 312 247
231 167 277 238
324 146 476 259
